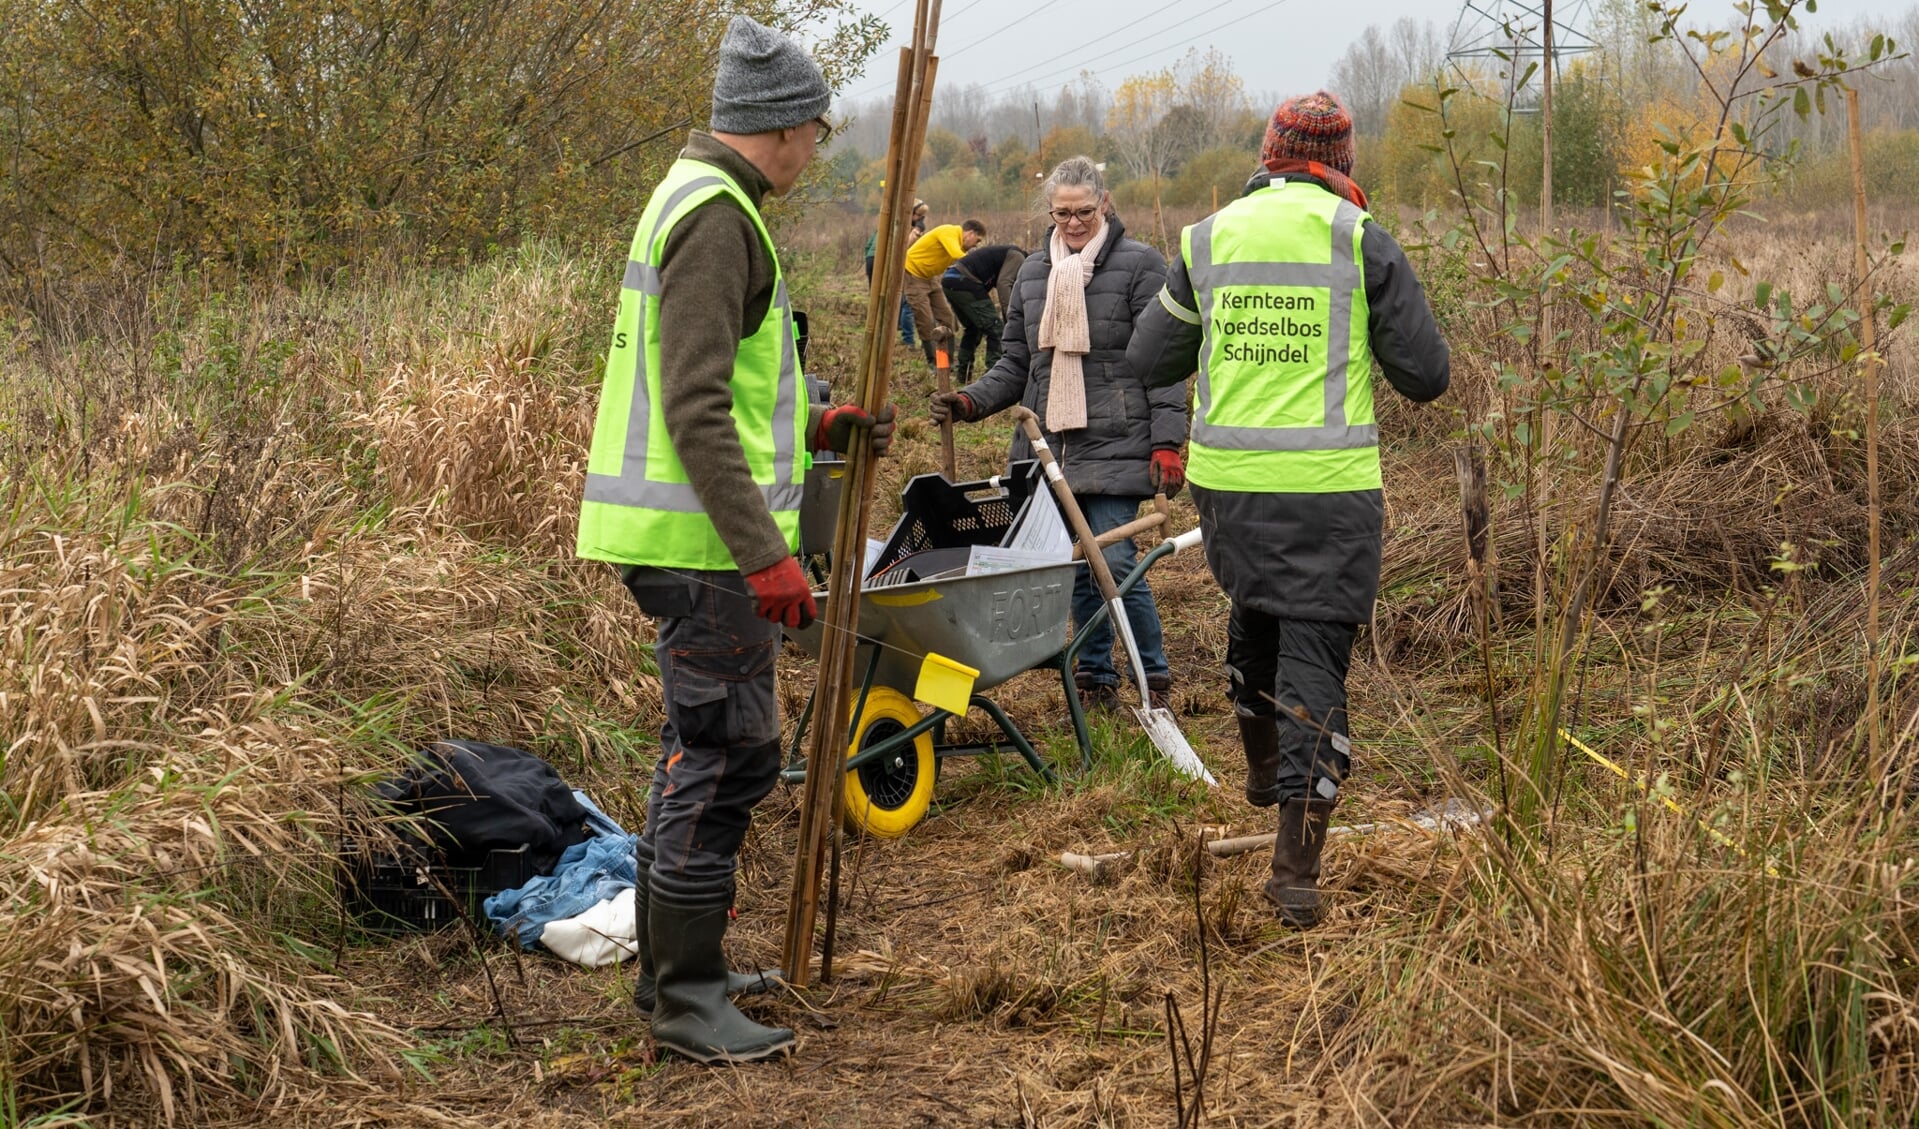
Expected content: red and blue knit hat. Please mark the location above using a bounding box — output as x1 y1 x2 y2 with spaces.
1261 91 1356 177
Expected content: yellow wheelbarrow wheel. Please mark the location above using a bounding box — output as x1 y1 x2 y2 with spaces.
842 687 937 838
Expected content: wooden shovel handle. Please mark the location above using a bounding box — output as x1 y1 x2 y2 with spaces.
1012 407 1123 605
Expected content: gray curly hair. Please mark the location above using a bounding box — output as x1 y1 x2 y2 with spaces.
1039 155 1105 208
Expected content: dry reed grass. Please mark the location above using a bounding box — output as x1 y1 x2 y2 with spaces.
0 199 1914 1124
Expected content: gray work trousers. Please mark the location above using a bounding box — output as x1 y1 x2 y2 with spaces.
621 567 783 896
1227 607 1355 802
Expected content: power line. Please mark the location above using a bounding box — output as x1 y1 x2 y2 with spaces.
838 0 1299 113
939 0 1070 60
983 0 1299 96
837 0 997 104
965 0 1240 95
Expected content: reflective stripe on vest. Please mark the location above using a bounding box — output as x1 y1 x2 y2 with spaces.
576 160 806 566
1184 183 1379 494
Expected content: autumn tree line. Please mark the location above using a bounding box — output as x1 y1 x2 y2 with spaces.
823 1 1919 219
3 0 1913 323
0 0 885 321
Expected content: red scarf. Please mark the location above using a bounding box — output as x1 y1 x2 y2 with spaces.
1262 158 1369 210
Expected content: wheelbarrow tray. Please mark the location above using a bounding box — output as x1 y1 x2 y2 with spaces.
784 561 1079 695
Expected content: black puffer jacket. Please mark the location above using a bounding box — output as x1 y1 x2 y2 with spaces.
956 214 1185 498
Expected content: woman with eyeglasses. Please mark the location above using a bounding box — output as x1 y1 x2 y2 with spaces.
930 156 1187 712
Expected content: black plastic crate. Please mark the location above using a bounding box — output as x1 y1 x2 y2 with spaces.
869 459 1044 576
339 840 538 934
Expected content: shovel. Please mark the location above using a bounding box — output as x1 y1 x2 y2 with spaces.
1012 408 1216 785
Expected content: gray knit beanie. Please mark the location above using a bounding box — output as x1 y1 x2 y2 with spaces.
710 15 831 135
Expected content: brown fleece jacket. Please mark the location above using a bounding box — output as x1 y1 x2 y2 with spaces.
656 131 825 577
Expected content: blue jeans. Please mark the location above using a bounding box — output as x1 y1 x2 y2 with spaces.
1071 494 1170 687
867 256 914 345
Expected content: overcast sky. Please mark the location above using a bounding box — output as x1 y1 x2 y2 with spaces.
831 0 1917 107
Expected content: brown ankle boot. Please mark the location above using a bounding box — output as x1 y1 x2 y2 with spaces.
1238 714 1282 807
1264 798 1334 928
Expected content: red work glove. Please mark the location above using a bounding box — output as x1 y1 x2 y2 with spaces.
743 557 817 629
930 391 973 424
816 403 897 457
1150 448 1186 497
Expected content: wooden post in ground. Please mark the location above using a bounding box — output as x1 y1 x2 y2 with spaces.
1848 86 1884 773
781 0 942 990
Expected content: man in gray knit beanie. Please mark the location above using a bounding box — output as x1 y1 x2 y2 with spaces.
711 14 832 137
577 12 896 1067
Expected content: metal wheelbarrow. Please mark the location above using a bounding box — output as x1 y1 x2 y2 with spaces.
780 458 1205 838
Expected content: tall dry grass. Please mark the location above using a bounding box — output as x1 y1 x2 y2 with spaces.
0 247 657 1124
0 195 1914 1123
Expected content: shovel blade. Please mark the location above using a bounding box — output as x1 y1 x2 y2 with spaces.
1136 706 1217 784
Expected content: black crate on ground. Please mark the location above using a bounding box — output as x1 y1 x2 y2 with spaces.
339 840 538 934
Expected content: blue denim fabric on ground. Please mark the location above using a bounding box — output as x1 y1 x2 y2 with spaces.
485 831 638 948
1071 493 1170 687
572 789 628 841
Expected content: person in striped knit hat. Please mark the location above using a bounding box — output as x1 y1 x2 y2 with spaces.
1258 89 1366 206
1129 90 1450 930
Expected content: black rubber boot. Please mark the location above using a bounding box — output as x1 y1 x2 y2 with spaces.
1264 798 1335 928
648 878 795 1064
1145 672 1173 712
630 847 657 1013
1238 714 1283 808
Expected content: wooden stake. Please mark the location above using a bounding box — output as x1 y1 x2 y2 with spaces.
1848 87 1884 774
782 0 942 990
936 350 956 480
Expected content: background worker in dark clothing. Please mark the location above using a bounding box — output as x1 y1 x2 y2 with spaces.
940 243 1025 383
576 16 895 1064
1128 91 1449 930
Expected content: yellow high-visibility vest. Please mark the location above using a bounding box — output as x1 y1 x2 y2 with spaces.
1160 181 1379 493
576 157 808 568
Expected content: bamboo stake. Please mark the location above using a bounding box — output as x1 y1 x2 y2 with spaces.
782 0 941 989
1057 851 1131 882
1534 0 1556 655
1847 87 1883 774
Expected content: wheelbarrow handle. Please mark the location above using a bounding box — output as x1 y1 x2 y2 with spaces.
1069 509 1166 561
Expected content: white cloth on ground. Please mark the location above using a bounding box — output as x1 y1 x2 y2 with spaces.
539 887 638 968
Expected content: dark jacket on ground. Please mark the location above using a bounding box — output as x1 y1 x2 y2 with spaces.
654 131 826 577
1126 169 1450 623
943 244 1026 311
957 214 1184 498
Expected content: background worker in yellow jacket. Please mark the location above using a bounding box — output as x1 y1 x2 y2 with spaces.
902 217 985 366
575 15 895 1065
1128 92 1449 930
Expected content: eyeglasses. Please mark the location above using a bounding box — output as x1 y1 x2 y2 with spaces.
813 117 835 145
1049 205 1100 225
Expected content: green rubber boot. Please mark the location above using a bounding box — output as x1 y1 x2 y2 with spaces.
648 879 795 1064
631 853 782 1013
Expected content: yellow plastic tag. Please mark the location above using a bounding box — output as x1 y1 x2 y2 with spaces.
914 652 978 716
